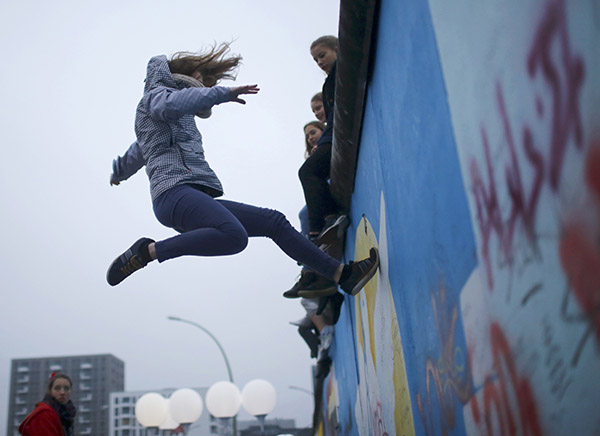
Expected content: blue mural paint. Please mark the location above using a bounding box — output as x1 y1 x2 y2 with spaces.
328 0 478 434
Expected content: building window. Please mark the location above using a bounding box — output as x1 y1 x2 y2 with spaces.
49 364 62 371
17 366 29 373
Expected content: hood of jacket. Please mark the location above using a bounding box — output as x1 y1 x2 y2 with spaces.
144 55 177 93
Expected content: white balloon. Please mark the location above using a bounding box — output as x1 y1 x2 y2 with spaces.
169 388 203 423
158 411 179 430
134 393 168 427
205 381 242 418
241 379 276 416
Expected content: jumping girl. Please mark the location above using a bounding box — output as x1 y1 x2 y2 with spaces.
107 43 379 298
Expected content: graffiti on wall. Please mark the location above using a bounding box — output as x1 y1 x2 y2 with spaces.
469 0 585 291
416 286 473 436
428 0 600 434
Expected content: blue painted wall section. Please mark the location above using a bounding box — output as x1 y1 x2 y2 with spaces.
321 0 600 435
325 0 477 434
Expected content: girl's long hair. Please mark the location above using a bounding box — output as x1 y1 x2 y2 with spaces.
303 120 326 158
168 42 242 87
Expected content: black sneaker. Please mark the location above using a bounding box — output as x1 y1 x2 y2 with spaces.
297 275 338 299
283 270 317 299
339 247 380 296
106 238 154 286
317 214 350 245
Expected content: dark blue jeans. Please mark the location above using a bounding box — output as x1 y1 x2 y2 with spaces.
152 184 341 279
298 142 339 233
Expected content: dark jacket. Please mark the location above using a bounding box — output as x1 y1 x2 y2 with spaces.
317 61 336 147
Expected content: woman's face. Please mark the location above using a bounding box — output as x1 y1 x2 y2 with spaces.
50 378 71 405
311 100 326 123
310 44 337 74
305 125 323 149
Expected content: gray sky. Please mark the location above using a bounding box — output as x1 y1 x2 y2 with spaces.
0 0 339 429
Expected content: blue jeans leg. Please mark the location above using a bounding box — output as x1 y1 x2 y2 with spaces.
152 184 341 280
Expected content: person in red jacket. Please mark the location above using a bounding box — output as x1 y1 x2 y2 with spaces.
19 373 77 436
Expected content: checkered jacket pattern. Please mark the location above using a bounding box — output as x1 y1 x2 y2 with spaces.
115 55 234 200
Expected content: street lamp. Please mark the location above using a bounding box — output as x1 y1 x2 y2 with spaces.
167 316 237 434
167 316 234 382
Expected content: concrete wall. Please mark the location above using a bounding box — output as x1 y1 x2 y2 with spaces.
320 1 600 435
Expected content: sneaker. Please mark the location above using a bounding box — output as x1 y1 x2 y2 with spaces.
317 214 349 245
106 238 154 286
283 270 317 299
339 247 380 296
297 275 338 299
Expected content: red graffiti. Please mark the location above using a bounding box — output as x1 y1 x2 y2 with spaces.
469 323 543 436
470 0 584 289
470 84 545 289
527 0 585 191
559 144 600 343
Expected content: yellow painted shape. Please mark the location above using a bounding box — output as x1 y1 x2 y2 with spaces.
354 206 415 435
354 216 380 370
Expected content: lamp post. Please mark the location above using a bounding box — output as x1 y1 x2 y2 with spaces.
167 316 237 435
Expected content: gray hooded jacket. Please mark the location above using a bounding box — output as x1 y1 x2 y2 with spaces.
113 55 234 200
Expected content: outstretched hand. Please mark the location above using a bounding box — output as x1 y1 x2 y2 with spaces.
229 84 259 104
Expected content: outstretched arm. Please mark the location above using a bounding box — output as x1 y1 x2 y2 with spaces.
147 85 260 122
110 141 145 186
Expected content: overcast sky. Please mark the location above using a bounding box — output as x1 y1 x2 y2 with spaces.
0 0 340 430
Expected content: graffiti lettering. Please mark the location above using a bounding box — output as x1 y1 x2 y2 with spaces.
527 0 585 191
469 323 543 436
417 286 472 436
470 0 585 289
